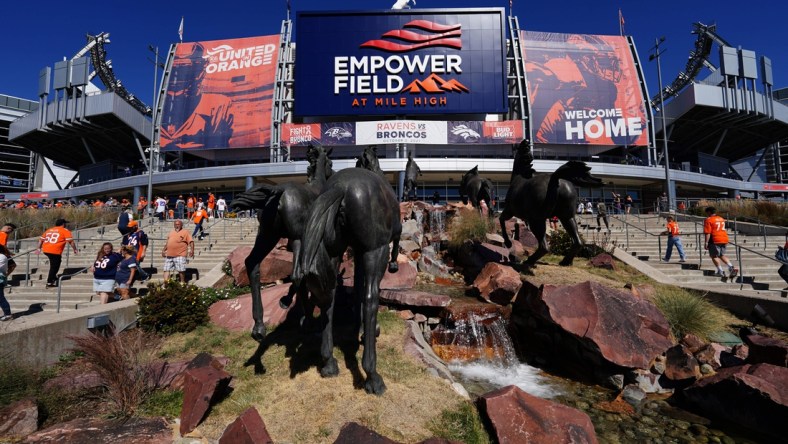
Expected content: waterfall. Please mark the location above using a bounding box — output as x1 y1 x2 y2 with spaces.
434 308 558 398
429 209 445 253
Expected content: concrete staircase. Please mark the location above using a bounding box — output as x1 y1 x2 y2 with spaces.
3 217 259 313
576 213 788 301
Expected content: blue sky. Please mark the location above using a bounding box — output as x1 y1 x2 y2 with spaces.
2 0 786 105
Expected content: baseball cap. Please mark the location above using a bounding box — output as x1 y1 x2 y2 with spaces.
127 220 139 228
55 218 68 226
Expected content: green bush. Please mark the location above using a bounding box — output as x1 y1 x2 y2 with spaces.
448 209 493 249
547 228 580 256
651 289 728 341
138 280 210 335
201 284 250 306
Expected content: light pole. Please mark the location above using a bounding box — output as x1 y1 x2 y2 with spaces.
146 45 163 221
649 37 672 212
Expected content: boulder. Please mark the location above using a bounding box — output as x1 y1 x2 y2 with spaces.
397 310 415 320
333 422 399 444
510 280 673 384
398 239 421 256
589 253 616 271
402 320 456 383
681 363 788 440
24 417 171 443
209 284 295 332
42 366 102 393
680 334 706 354
227 242 292 286
720 344 749 367
165 353 230 391
504 219 538 250
472 262 522 305
380 262 418 290
694 344 727 370
218 407 273 444
625 283 657 300
478 385 598 444
742 334 788 367
400 219 423 246
455 241 510 282
0 398 38 438
379 289 451 308
417 251 452 278
180 366 233 436
664 345 701 382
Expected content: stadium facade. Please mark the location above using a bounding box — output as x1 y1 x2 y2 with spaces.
4 9 788 209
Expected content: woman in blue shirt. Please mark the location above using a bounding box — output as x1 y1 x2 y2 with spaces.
115 245 138 300
91 242 122 304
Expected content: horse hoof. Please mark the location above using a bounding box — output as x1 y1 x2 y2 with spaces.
504 241 513 249
364 374 386 395
388 262 399 273
279 295 293 310
320 358 339 378
251 326 266 343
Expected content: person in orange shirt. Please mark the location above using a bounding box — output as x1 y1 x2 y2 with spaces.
15 201 25 209
93 199 104 208
137 197 147 220
703 207 737 278
162 220 194 282
207 192 216 218
191 204 208 240
38 218 78 288
660 215 686 262
0 223 16 248
186 195 195 219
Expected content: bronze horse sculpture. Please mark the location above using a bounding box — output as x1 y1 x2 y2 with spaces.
293 167 402 395
499 139 603 267
356 145 385 176
402 151 421 201
230 144 334 342
459 165 494 211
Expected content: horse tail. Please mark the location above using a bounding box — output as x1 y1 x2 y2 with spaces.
230 184 283 210
551 161 604 188
294 187 344 291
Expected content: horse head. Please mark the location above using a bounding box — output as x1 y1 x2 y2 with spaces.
356 145 383 176
512 139 536 179
460 165 479 189
306 143 334 185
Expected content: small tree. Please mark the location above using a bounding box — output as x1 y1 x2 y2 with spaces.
138 280 210 335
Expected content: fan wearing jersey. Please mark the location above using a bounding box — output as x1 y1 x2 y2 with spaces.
122 220 150 281
90 243 122 304
37 219 78 288
703 207 738 278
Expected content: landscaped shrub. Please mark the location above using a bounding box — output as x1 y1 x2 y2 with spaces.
448 209 493 249
138 280 210 335
651 288 728 340
547 228 579 257
202 284 250 306
68 328 162 418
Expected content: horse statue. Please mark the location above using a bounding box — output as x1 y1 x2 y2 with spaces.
459 166 494 211
293 167 402 395
499 139 603 267
356 145 384 177
402 151 421 201
230 143 334 342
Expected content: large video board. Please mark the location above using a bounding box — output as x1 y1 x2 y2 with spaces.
295 9 508 117
520 31 649 146
159 35 279 151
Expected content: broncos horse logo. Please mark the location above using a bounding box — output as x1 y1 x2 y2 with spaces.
451 124 481 142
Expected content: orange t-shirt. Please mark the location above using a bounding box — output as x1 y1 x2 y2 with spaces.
207 195 216 209
192 209 207 224
666 221 680 237
0 232 7 247
187 198 195 209
704 215 729 244
40 226 73 255
164 229 193 257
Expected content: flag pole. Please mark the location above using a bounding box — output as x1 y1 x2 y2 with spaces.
178 16 184 43
618 9 625 36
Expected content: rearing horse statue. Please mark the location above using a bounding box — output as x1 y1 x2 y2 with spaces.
293 167 402 395
230 144 334 342
356 145 384 177
459 166 494 211
402 151 421 201
499 139 603 267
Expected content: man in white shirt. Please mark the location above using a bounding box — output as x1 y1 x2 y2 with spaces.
216 196 227 218
155 196 168 222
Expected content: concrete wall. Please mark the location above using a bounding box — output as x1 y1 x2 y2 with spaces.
1 301 139 369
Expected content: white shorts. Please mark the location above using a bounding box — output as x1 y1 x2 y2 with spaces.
93 278 115 292
164 256 187 272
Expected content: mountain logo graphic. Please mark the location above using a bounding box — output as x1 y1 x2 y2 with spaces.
401 74 469 94
360 20 461 53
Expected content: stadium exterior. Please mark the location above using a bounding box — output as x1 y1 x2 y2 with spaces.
4 9 788 210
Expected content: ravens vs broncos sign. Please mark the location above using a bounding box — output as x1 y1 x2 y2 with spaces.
294 9 508 117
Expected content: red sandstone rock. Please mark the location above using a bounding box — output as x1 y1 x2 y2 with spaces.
333 422 400 444
664 345 701 381
694 344 724 370
166 353 230 391
625 283 657 300
180 366 233 436
227 243 292 286
397 309 415 320
380 262 417 290
24 417 171 443
472 262 522 305
218 407 273 444
682 363 788 440
478 385 598 444
589 253 617 271
0 398 38 438
208 284 294 332
379 289 451 308
41 366 102 393
743 334 788 367
513 280 673 374
681 334 706 354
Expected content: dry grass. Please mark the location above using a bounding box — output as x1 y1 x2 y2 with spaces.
160 311 467 443
0 207 120 240
689 199 788 226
